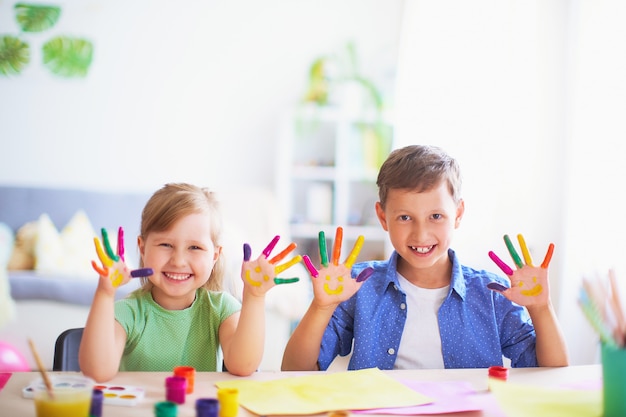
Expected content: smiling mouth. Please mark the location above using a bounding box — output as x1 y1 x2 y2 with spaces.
164 272 192 281
410 245 434 254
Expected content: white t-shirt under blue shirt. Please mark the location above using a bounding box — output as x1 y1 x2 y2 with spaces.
395 273 449 369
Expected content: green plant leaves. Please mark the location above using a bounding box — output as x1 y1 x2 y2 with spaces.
14 3 61 33
42 36 93 77
0 35 30 75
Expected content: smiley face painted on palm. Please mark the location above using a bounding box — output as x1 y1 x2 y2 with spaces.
487 233 554 306
241 235 301 294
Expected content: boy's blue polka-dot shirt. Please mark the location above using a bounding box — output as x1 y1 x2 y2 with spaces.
318 249 539 370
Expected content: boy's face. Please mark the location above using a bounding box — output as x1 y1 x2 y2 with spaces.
375 181 464 285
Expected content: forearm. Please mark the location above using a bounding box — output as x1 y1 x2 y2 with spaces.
224 291 266 376
281 302 336 371
79 288 123 381
528 303 569 367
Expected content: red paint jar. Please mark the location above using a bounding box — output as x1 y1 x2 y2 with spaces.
488 365 509 381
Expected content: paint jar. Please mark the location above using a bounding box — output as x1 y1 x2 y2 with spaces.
154 401 178 417
217 387 239 417
89 389 104 417
196 398 220 417
328 411 351 417
173 366 196 394
601 343 626 417
488 366 509 381
31 374 94 417
165 376 187 405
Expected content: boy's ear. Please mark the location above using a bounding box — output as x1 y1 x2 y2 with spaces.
375 202 389 231
455 199 465 228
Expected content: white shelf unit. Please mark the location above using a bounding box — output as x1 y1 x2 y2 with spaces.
276 106 394 263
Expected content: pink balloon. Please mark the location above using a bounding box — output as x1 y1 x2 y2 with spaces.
0 341 31 372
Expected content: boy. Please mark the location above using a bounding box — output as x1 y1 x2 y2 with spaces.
282 145 569 370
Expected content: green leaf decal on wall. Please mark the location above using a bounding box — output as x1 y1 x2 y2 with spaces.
42 36 93 77
0 35 30 76
14 3 61 33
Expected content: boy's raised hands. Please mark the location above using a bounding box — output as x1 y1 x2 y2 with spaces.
487 234 555 307
241 235 301 296
302 227 373 306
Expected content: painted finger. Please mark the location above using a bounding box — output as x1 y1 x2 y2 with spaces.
319 231 329 267
262 235 280 258
540 243 555 269
91 260 108 277
488 251 514 276
117 227 125 262
344 235 365 268
131 268 153 278
269 242 297 264
243 243 252 262
487 282 508 292
355 267 374 283
101 228 120 262
503 234 523 269
331 227 343 266
94 237 114 268
302 255 319 278
274 277 299 285
275 255 303 274
517 234 533 266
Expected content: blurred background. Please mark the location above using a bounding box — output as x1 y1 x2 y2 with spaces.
1 0 625 367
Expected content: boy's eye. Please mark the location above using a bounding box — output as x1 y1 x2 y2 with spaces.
399 215 411 221
432 214 442 220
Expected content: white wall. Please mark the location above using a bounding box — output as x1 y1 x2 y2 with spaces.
0 0 404 194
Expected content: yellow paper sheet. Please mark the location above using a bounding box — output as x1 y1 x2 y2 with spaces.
215 368 432 415
489 378 602 417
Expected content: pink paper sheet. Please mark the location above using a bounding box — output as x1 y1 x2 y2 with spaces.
354 380 489 415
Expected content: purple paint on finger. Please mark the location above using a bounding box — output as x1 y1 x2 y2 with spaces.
356 267 374 283
243 243 252 262
118 227 125 262
131 268 153 278
487 282 508 292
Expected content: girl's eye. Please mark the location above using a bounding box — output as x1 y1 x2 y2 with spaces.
159 243 172 248
189 245 202 250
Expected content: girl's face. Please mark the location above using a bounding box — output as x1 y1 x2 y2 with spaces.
138 212 221 310
375 181 464 287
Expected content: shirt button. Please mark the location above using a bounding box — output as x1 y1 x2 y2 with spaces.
394 285 399 291
400 303 406 310
387 348 395 355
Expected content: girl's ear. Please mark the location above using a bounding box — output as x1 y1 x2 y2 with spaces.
455 199 465 228
137 236 145 257
214 245 222 261
375 202 389 231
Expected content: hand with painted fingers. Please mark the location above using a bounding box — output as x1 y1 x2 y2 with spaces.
487 233 555 307
91 227 153 292
241 235 302 296
302 226 374 307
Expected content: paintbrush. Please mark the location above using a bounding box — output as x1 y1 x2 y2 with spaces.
28 338 54 399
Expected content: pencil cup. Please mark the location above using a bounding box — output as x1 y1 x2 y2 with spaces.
601 343 626 417
31 375 94 417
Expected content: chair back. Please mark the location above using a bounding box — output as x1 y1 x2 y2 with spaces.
53 327 84 371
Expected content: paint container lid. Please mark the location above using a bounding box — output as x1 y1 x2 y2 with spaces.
196 398 220 417
155 401 178 417
488 365 509 380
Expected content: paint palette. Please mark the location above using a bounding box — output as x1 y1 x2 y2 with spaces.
23 381 145 406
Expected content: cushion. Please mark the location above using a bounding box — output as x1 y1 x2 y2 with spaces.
0 222 16 327
35 210 97 278
7 221 37 270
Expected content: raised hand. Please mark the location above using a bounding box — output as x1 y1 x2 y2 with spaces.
91 227 153 288
241 235 302 296
302 227 373 306
487 233 554 306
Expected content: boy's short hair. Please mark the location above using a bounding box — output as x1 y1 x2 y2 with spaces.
376 145 462 208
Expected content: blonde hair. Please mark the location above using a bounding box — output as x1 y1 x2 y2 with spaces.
138 183 225 292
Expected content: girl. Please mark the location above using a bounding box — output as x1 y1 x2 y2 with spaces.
79 183 300 382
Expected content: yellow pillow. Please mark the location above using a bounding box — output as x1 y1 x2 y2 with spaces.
34 210 97 278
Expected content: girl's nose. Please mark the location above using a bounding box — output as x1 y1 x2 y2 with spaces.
170 249 186 267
